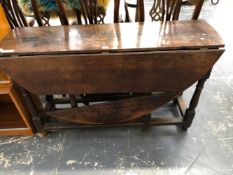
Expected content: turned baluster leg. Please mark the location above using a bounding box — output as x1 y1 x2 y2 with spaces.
17 86 45 134
182 70 212 129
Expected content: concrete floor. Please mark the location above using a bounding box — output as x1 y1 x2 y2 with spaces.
0 0 233 174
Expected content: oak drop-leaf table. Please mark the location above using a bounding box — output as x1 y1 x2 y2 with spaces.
0 20 224 134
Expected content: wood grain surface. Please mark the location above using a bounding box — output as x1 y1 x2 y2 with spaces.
0 20 225 127
0 50 224 94
0 20 224 56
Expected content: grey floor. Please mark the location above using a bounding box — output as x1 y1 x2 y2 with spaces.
1 0 233 174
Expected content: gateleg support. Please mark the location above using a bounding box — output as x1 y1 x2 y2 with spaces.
17 84 46 135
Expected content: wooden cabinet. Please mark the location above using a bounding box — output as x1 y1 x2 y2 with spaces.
0 73 34 135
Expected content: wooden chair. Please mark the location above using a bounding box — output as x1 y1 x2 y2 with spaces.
124 0 204 22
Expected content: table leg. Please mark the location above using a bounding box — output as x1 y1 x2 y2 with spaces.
142 114 151 132
45 95 55 111
182 69 212 129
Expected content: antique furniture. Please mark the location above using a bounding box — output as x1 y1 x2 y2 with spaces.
0 20 224 134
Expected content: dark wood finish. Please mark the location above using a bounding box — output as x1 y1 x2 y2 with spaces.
55 0 69 25
45 95 55 111
69 95 78 108
124 0 144 22
0 50 223 95
142 114 151 131
182 70 212 129
114 0 120 23
45 93 149 106
47 93 176 124
150 117 183 126
192 0 204 20
0 20 225 132
124 0 132 22
0 0 121 120
44 117 184 131
31 0 43 26
17 86 45 134
137 0 145 22
0 20 224 56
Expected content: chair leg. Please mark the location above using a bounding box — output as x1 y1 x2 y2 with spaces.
124 2 131 22
182 70 212 130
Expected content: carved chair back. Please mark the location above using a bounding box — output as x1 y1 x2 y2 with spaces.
135 0 204 22
149 0 182 21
